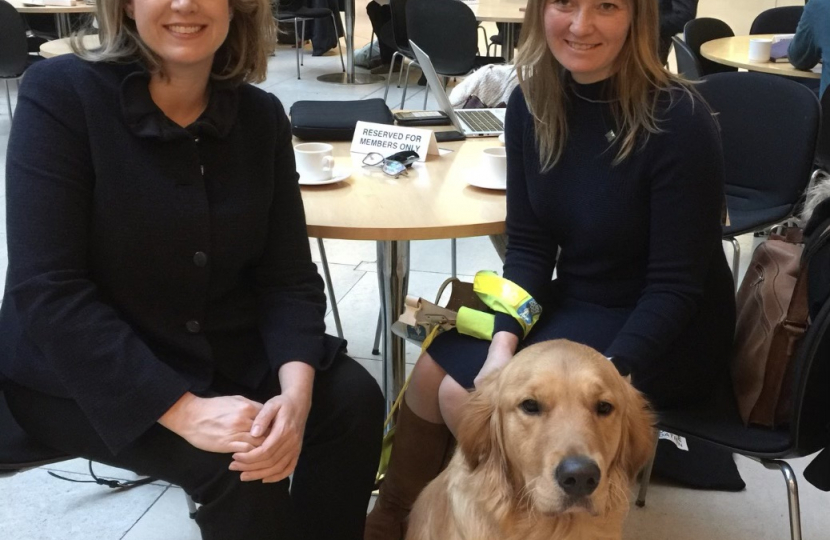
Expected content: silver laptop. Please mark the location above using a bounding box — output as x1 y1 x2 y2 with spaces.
409 41 506 138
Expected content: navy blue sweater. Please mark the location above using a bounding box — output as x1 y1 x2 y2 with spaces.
494 81 733 377
0 56 341 453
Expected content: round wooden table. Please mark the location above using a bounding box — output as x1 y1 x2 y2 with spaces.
39 34 100 58
300 136 506 404
700 35 821 79
468 0 527 62
8 0 95 37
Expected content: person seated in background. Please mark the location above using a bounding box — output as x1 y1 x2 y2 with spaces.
789 0 830 97
657 0 699 64
0 0 383 538
366 0 398 72
364 0 736 537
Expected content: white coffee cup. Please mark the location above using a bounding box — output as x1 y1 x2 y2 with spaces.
294 143 335 182
748 38 773 62
481 147 507 188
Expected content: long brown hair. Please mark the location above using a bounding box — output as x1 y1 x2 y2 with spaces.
515 0 693 169
72 0 276 85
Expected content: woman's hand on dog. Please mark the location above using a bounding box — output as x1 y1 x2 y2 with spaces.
158 392 267 454
474 331 519 388
229 361 315 483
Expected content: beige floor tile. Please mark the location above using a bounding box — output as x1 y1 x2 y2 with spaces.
120 487 201 540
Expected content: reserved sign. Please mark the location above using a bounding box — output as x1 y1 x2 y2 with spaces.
350 121 438 162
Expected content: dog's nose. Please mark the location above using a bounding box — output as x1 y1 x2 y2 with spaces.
555 456 601 497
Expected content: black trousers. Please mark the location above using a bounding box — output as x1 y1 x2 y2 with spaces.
6 353 384 540
366 1 395 64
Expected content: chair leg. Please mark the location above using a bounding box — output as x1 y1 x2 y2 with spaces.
300 19 306 67
332 12 345 72
477 24 488 56
317 238 344 340
383 51 401 102
397 58 405 88
635 434 659 507
761 459 802 540
293 19 301 79
4 79 13 121
372 310 382 355
400 61 413 109
729 236 740 291
451 238 457 278
185 492 198 519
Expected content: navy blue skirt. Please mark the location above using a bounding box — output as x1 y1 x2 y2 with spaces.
427 290 734 410
428 297 632 390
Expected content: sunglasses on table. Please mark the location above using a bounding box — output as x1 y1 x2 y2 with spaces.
362 151 420 178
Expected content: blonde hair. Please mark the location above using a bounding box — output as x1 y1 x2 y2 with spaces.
515 0 694 169
72 0 276 84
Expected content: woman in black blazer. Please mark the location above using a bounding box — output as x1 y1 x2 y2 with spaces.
0 0 383 537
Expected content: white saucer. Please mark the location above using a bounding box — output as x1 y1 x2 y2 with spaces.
467 175 506 191
498 133 506 145
298 169 350 186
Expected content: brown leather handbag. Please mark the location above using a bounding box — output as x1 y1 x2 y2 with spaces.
731 228 808 427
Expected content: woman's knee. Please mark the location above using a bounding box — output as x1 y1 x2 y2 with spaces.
408 352 447 399
310 353 384 431
402 352 448 422
437 376 468 434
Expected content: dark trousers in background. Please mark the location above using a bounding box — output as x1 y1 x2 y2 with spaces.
6 353 384 540
366 1 396 64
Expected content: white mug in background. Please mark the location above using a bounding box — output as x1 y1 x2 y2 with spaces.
481 147 507 188
294 142 335 182
748 38 773 62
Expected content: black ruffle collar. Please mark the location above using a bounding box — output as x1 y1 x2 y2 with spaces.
120 65 239 141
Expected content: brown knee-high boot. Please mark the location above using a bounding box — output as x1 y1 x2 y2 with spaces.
364 399 454 540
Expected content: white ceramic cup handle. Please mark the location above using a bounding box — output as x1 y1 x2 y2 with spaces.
322 155 334 172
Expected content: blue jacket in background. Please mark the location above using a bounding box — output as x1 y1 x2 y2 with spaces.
789 0 829 97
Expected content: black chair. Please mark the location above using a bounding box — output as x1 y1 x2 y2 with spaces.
749 6 804 35
0 0 42 122
697 72 820 287
487 22 522 57
406 0 503 108
637 275 830 540
671 36 702 80
684 17 737 77
275 0 345 80
381 0 421 108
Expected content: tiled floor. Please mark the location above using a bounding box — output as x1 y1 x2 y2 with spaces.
2 0 827 539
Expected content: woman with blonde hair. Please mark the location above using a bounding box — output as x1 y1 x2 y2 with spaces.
365 0 735 537
0 0 384 538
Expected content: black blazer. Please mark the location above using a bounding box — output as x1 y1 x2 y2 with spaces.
0 56 341 454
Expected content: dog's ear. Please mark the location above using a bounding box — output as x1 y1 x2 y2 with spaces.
616 382 656 481
457 373 499 470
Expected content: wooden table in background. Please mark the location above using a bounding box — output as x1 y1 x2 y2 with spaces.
700 35 821 79
468 0 527 62
39 34 99 58
9 0 96 37
300 136 506 405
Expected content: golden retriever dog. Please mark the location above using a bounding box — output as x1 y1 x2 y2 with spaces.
407 340 655 540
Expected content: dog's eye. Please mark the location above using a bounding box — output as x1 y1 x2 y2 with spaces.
596 401 614 416
520 399 540 414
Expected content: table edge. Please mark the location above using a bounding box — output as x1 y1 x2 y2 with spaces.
700 36 821 79
306 222 506 241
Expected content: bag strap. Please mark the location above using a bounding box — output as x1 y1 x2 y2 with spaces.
785 264 810 328
788 222 830 327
